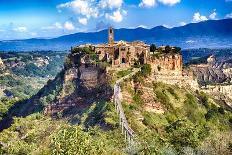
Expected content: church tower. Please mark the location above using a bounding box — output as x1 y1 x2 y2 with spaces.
108 27 114 44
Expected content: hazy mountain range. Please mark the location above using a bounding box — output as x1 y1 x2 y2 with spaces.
0 19 232 51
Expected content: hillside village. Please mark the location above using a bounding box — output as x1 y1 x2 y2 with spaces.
44 27 201 115
84 27 198 88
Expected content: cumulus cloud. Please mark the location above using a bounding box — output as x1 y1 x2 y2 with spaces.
57 0 126 25
105 9 123 22
209 10 217 19
192 12 208 22
139 0 156 8
64 21 75 30
225 12 232 18
13 26 27 32
78 18 88 25
158 0 181 6
57 0 99 19
99 0 123 9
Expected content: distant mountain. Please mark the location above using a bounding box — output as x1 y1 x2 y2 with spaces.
0 19 232 51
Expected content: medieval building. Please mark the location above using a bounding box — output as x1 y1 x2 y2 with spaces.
80 27 186 78
93 27 150 67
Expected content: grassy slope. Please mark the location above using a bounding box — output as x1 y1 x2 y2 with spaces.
0 64 231 154
0 102 126 155
121 79 232 154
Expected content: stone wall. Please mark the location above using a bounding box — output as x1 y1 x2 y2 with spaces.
202 85 232 99
150 53 182 76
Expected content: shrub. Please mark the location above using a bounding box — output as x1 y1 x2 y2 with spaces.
141 64 151 77
218 107 225 115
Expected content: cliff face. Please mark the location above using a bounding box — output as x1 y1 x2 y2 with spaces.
43 49 112 115
190 56 232 85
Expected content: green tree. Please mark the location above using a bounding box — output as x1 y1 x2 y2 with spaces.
150 44 157 54
141 64 151 77
164 45 172 53
173 47 181 53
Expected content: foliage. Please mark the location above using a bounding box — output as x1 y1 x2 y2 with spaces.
140 64 151 77
51 126 106 155
116 69 132 79
0 98 18 121
165 119 209 150
0 105 125 155
150 44 156 53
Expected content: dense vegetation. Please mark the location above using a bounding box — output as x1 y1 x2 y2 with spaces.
0 50 231 154
0 102 127 154
0 51 66 77
0 51 66 122
120 71 232 154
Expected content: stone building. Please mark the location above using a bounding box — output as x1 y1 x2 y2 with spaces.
93 27 150 67
150 53 183 76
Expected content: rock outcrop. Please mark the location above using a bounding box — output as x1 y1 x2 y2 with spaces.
190 55 232 85
44 49 112 115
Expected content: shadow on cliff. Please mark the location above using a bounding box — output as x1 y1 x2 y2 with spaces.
0 99 43 132
0 70 65 132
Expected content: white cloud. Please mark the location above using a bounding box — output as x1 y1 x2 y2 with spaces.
225 12 232 18
162 24 172 28
139 0 156 8
137 25 148 28
57 0 99 19
30 32 38 36
158 0 181 6
64 21 75 30
58 0 127 25
192 12 208 23
42 22 63 30
54 22 63 29
209 10 217 19
78 18 88 25
179 22 186 26
105 10 123 22
99 0 123 9
13 26 27 32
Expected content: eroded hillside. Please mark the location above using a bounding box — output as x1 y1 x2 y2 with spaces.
0 47 231 155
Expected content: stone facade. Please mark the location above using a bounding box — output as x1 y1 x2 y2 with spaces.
149 53 198 90
150 53 183 76
88 28 150 67
79 27 198 89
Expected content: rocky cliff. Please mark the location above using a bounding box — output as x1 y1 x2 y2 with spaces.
45 49 112 115
190 55 232 85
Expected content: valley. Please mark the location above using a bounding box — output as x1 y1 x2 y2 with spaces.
0 28 231 155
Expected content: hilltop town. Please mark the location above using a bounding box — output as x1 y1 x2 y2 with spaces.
82 27 198 88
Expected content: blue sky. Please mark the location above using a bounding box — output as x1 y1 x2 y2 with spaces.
0 0 231 40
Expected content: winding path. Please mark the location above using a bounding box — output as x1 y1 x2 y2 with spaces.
113 68 141 145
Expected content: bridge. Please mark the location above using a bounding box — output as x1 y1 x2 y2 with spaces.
113 68 141 146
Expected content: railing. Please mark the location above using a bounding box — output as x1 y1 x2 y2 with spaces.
113 68 141 146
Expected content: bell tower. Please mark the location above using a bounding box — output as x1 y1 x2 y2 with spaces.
108 27 114 44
